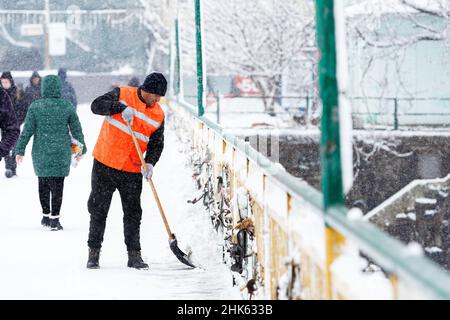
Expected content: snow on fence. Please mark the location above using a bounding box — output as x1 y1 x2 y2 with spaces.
166 98 450 300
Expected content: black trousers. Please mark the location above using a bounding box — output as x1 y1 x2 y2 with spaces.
87 160 143 251
38 177 66 216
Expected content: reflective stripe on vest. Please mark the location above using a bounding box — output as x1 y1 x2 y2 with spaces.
134 110 161 129
105 116 149 143
119 99 162 129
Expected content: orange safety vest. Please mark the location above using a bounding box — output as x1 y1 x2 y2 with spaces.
93 86 165 173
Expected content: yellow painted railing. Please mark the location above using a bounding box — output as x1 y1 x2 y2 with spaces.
166 98 450 300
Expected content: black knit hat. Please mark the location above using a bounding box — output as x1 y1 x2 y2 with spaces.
139 72 167 96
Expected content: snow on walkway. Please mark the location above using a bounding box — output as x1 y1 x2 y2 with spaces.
0 104 240 300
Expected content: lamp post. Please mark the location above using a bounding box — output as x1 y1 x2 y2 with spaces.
44 0 50 69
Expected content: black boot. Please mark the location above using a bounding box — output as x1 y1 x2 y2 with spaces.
87 248 101 269
50 217 63 231
5 169 16 178
41 215 50 228
127 250 149 270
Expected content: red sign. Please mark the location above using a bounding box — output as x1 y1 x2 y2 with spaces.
234 76 260 96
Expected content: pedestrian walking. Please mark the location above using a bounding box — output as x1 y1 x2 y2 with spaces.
1 71 25 178
58 68 78 111
23 71 42 113
15 75 87 231
0 87 19 165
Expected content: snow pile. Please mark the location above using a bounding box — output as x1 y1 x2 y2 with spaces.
395 212 416 221
348 207 364 221
425 247 443 254
416 198 437 205
330 243 393 299
425 210 437 217
403 242 424 257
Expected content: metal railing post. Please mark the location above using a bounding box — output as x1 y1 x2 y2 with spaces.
175 17 181 97
217 90 221 124
194 0 205 116
44 0 50 69
316 0 344 209
306 95 311 122
394 98 399 130
316 0 345 300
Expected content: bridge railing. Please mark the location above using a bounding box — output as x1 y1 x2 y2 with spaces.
167 98 450 300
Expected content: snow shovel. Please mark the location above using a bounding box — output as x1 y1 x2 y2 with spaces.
126 121 197 269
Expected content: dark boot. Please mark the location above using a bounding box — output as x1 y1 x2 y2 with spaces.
127 250 149 270
87 248 101 269
50 217 63 231
5 169 16 178
41 215 50 228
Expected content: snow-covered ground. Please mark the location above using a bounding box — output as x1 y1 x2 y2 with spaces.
0 104 240 300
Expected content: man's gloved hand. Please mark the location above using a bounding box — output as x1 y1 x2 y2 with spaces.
141 163 154 180
121 105 135 125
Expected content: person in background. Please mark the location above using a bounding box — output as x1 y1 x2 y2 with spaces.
23 71 42 114
58 68 78 111
15 75 87 231
109 82 120 91
128 77 140 88
0 71 25 178
0 88 19 166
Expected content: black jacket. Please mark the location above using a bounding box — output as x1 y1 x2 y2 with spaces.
1 73 27 124
58 70 77 110
24 84 41 104
91 87 165 166
0 88 20 158
23 72 42 118
61 81 77 110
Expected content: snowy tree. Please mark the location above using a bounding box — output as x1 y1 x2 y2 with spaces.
346 0 450 102
177 0 317 114
138 0 170 73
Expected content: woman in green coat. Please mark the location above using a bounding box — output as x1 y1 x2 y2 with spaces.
15 75 87 231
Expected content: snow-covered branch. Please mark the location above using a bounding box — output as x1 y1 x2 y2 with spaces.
65 31 91 52
138 0 170 55
400 0 450 18
175 0 317 112
346 0 450 120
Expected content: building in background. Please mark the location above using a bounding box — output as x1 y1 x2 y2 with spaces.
0 0 167 73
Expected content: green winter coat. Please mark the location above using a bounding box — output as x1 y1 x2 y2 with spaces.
15 75 87 177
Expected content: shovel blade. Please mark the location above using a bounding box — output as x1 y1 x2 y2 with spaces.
169 235 197 268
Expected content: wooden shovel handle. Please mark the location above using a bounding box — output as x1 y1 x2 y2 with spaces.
126 121 174 240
